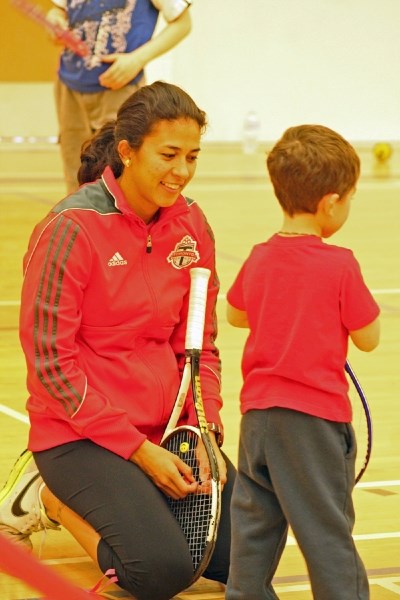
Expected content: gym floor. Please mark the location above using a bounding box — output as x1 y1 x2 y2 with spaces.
0 143 399 599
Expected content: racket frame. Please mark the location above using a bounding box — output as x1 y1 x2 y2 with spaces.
345 360 372 483
161 423 220 577
161 267 221 581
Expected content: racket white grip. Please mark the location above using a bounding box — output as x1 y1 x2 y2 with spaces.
186 268 211 350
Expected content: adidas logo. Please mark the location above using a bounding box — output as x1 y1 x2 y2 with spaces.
108 252 128 267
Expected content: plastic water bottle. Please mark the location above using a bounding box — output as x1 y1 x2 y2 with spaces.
242 110 261 154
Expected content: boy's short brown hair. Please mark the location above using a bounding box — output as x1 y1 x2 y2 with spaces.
266 124 360 216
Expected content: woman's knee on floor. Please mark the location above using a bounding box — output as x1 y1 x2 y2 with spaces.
109 543 194 600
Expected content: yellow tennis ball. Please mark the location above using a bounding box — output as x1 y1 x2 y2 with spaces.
373 142 393 162
179 441 190 454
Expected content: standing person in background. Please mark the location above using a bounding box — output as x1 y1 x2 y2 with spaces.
46 0 192 193
225 124 380 600
0 81 234 600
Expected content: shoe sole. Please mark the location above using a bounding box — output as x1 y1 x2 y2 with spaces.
0 451 33 504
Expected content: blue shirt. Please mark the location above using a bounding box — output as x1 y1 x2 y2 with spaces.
59 0 159 93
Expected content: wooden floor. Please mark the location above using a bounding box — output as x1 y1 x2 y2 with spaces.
0 147 399 599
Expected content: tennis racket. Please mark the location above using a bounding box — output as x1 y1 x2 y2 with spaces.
161 267 221 583
345 361 372 483
11 0 90 57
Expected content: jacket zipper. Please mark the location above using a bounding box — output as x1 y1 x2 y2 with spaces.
146 234 152 253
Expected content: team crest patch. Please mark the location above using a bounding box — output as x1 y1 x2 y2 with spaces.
167 235 200 269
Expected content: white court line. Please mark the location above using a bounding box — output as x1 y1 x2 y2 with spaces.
2 404 400 494
1 287 399 555
354 532 400 541
0 343 383 554
286 532 400 546
371 577 400 593
0 404 29 424
0 300 20 306
1 288 400 308
273 579 400 595
358 480 400 488
370 288 400 295
43 556 91 565
217 288 400 301
274 583 311 593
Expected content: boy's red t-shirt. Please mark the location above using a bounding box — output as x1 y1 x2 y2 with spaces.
227 235 380 422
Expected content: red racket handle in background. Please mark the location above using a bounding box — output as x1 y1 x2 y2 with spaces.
11 0 90 57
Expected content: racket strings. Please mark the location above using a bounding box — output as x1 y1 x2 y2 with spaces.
163 429 215 573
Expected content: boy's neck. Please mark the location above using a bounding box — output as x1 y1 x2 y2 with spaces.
279 214 321 237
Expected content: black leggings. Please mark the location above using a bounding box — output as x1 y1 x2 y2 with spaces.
34 440 235 600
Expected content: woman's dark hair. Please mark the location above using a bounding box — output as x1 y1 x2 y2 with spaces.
78 81 207 184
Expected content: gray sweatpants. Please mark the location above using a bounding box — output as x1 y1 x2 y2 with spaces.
226 408 369 600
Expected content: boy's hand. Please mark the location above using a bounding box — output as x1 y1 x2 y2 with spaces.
99 52 145 90
46 7 68 44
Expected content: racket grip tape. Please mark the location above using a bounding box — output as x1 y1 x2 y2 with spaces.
185 268 211 351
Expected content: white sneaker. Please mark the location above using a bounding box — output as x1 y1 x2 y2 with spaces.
0 450 59 549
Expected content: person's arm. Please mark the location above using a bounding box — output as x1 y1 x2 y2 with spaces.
99 7 191 90
350 317 380 352
226 301 249 328
135 3 192 63
46 1 68 37
340 252 381 353
20 214 147 460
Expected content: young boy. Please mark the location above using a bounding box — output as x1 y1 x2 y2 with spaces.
225 124 380 600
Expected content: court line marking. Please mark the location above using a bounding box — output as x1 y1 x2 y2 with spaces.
40 558 400 579
1 400 399 546
1 288 400 308
273 578 400 595
9 575 400 599
373 577 400 593
354 532 400 541
37 557 400 594
1 402 400 493
0 404 29 424
1 285 399 564
370 289 400 295
42 556 91 565
358 480 400 488
274 583 311 593
286 531 400 546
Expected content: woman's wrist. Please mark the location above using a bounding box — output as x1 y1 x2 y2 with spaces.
207 422 224 447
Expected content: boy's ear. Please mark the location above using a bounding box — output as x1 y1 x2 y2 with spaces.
320 193 340 216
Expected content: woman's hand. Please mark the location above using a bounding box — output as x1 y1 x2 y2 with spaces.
130 435 227 499
130 440 198 500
